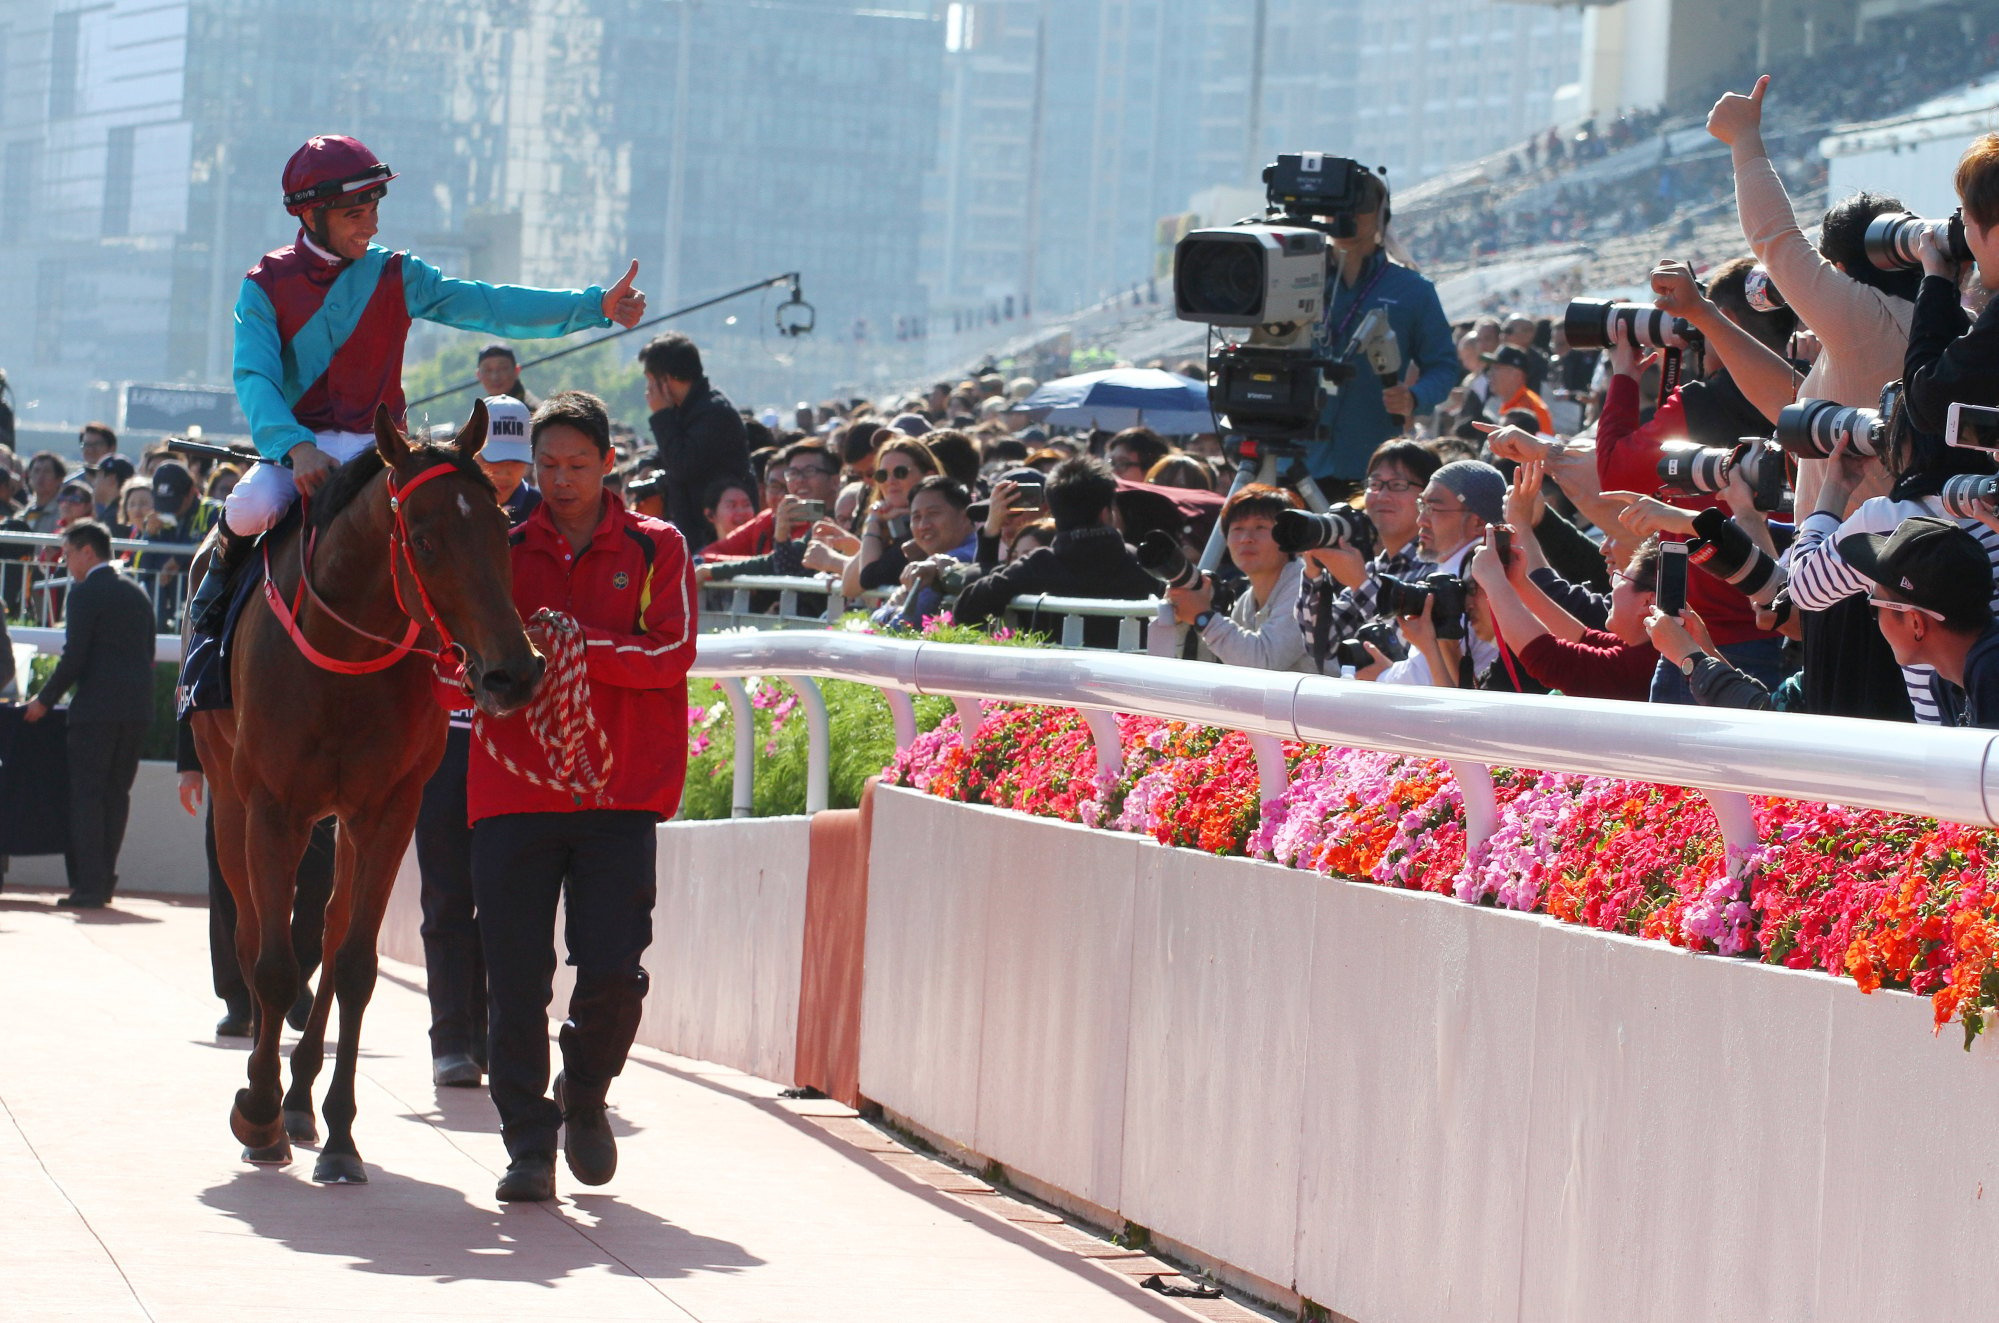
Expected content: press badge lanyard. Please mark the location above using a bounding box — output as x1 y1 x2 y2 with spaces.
1324 253 1390 358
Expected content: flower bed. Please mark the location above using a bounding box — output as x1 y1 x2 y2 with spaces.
884 704 1999 1047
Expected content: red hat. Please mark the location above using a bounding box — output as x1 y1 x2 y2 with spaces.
281 135 397 216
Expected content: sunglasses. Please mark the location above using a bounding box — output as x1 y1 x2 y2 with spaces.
1869 595 1945 623
873 465 917 483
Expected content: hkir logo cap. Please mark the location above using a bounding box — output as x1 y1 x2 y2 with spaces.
482 396 533 463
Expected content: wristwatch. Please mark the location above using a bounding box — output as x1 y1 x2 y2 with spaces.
1193 610 1216 630
1677 653 1699 677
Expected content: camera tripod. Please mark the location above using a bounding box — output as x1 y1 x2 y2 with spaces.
1195 434 1335 573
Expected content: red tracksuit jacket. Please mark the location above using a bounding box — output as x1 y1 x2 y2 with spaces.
466 492 697 824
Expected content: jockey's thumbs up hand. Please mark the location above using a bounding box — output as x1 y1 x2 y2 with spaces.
603 260 647 329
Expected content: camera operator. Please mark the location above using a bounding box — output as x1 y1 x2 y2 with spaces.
1902 133 1999 438
1371 461 1505 685
1295 439 1439 673
1169 485 1313 673
1469 529 1661 702
1588 321 1786 700
1307 174 1462 492
1711 73 1919 515
953 456 1158 649
1647 258 1803 431
1842 517 1999 728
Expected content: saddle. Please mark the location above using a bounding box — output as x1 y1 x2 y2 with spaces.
177 505 301 716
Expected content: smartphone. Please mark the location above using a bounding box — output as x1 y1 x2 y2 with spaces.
1657 540 1688 616
793 498 826 521
1946 401 1999 453
1491 526 1512 565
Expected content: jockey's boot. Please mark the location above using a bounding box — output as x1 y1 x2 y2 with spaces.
188 523 252 638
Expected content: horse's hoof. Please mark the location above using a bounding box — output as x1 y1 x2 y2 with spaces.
241 1139 292 1166
283 1109 319 1144
312 1151 368 1184
230 1093 285 1150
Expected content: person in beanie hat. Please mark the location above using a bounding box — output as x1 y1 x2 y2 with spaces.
1841 516 1999 726
1370 459 1503 687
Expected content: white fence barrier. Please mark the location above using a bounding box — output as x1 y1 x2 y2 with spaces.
861 785 1999 1319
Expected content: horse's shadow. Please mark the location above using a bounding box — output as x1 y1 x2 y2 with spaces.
199 1166 762 1286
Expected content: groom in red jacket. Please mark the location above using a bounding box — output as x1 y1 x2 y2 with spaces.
466 389 696 1203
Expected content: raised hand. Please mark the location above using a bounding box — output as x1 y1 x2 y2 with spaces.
602 260 647 328
1708 74 1768 148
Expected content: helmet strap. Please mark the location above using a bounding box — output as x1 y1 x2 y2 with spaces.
305 206 335 253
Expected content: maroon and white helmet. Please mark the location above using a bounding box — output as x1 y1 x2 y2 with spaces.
281 135 397 216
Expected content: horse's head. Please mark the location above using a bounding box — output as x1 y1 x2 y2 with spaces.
373 401 543 715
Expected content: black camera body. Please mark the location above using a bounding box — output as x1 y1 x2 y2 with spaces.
1263 153 1387 236
1272 505 1378 560
1206 343 1350 441
1563 298 1702 352
1336 619 1408 670
1655 437 1787 512
1379 571 1469 641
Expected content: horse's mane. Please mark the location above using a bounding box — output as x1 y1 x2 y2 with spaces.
308 442 494 533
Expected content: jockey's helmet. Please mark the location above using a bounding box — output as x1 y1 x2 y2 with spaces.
282 136 397 216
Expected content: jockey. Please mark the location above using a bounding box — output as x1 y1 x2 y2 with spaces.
188 134 647 634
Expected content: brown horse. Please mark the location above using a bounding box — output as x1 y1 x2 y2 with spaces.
194 400 541 1183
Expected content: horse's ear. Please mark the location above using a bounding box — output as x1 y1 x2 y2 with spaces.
373 403 411 466
456 396 489 461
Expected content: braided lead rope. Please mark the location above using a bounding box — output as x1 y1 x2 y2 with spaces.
474 609 614 801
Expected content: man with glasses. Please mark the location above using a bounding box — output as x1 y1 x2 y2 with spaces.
1842 517 1999 728
1372 460 1506 687
1296 439 1440 673
696 440 843 582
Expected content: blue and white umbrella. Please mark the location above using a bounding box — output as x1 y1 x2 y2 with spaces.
1013 368 1215 436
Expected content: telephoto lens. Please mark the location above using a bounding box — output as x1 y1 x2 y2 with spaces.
1272 505 1378 560
1136 531 1206 591
1863 210 1973 271
1775 398 1885 459
1562 298 1702 352
1687 508 1786 605
1940 474 1999 522
1742 266 1786 314
1656 441 1733 496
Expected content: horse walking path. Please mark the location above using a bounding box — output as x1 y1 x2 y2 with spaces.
0 891 1232 1322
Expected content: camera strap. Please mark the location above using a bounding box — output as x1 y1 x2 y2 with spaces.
1660 346 1685 397
1322 255 1390 357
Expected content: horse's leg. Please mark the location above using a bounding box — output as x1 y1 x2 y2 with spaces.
313 790 421 1185
231 792 313 1164
282 826 352 1144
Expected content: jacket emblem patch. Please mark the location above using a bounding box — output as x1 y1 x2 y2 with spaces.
613 571 630 590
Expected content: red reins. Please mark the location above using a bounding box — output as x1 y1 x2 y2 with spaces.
263 461 464 676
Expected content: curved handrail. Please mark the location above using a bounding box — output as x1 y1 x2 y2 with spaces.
689 630 1999 829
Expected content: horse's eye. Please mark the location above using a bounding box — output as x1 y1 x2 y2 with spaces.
414 535 437 556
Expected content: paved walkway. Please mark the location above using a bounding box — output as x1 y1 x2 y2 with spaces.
0 890 1248 1322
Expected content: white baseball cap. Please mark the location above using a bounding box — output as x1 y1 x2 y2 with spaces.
482 396 533 463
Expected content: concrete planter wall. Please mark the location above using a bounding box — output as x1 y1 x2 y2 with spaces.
858 786 1999 1321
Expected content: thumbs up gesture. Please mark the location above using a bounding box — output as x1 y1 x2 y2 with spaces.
602 260 647 328
1707 74 1768 148
1382 363 1419 422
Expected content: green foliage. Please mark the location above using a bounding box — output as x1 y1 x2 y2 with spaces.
680 676 955 821
27 655 181 760
401 334 647 435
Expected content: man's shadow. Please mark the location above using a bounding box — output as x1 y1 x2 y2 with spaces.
200 1166 762 1286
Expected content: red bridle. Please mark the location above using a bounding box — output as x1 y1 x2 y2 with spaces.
263 461 466 677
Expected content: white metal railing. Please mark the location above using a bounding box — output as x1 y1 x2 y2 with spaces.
0 528 197 631
699 573 1178 655
34 627 1976 856
685 631 1999 852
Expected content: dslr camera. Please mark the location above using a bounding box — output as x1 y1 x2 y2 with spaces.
1655 437 1787 512
1379 570 1469 641
1272 505 1378 560
1563 298 1702 352
1335 619 1408 670
1174 152 1385 440
1136 531 1207 592
1687 508 1786 607
1774 382 1901 460
1865 210 1973 271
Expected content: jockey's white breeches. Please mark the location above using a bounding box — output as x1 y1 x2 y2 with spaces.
223 431 377 536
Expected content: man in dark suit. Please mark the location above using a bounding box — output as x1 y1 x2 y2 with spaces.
24 521 156 908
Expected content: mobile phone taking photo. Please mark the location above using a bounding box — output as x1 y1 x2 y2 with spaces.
1946 401 1999 453
1657 540 1688 616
